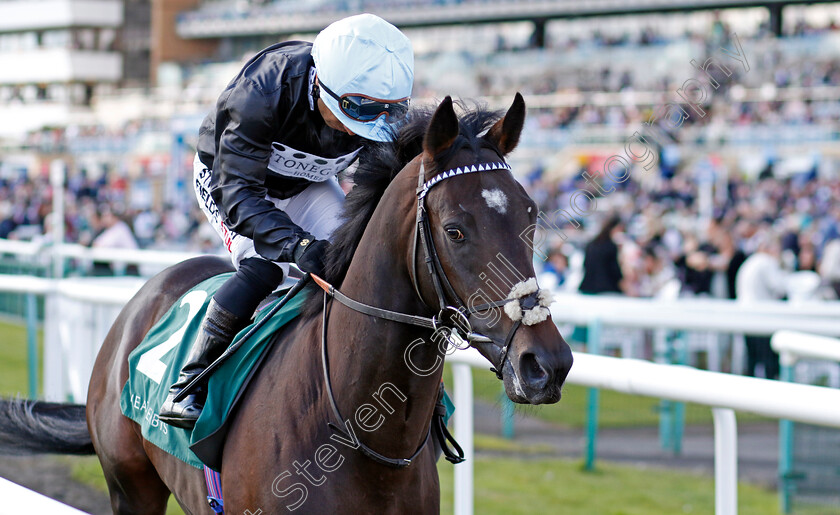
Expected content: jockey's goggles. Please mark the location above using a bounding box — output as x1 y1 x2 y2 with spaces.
319 82 409 123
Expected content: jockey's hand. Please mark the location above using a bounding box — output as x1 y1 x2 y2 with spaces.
293 237 331 277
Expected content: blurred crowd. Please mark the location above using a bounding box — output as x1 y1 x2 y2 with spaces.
534 170 840 301
19 119 172 156
0 173 217 254
179 0 524 24
533 168 840 378
483 20 840 138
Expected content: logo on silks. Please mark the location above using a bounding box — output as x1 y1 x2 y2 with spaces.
268 142 361 182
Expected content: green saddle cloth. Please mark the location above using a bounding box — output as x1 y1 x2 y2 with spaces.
119 273 306 470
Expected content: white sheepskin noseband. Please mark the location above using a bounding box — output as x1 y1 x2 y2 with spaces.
502 278 553 325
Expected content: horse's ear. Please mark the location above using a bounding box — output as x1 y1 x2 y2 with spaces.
485 92 526 156
423 96 459 157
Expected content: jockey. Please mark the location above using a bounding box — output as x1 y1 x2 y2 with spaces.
159 13 414 429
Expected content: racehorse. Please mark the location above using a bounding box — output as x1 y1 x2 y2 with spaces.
0 94 572 514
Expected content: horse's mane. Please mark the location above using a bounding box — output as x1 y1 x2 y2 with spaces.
301 101 505 318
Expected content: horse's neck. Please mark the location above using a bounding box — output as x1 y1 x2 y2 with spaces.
324 173 443 457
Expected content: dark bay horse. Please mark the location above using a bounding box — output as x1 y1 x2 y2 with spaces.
0 95 572 514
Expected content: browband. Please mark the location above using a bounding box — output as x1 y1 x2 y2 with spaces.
417 161 512 200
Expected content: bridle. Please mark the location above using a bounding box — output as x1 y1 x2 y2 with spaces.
312 155 551 468
409 157 534 377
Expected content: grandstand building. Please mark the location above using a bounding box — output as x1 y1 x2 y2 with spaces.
173 0 837 48
1 0 838 141
0 0 153 137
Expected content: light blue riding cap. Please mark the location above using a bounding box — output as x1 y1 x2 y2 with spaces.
311 14 415 142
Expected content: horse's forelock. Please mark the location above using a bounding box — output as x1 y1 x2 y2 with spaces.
426 102 506 178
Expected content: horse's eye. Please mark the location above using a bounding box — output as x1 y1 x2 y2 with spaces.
446 228 465 241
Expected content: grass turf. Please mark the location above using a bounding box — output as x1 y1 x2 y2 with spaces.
0 318 41 397
67 439 791 515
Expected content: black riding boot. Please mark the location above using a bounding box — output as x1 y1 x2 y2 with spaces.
159 299 244 429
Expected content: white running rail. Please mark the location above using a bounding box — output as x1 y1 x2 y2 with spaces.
0 477 89 514
0 274 143 401
448 347 840 515
549 294 840 336
0 239 200 267
771 330 840 365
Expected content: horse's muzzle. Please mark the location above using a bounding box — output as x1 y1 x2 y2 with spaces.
504 335 573 405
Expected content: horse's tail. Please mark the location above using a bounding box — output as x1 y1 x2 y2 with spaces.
0 398 94 455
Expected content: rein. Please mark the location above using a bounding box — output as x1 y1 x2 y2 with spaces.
320 293 431 468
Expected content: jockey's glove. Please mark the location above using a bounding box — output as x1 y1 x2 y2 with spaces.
293 236 331 277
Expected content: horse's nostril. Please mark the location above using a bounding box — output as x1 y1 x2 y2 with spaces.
519 352 549 389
